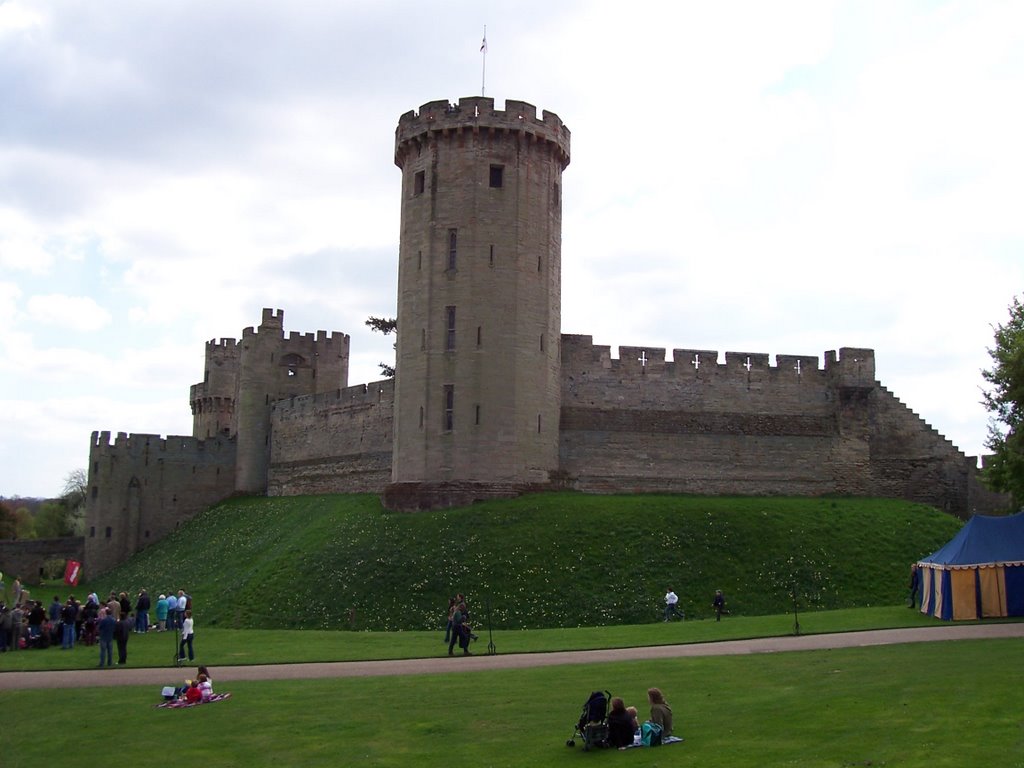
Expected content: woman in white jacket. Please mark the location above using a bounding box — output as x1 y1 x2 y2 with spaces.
178 610 195 662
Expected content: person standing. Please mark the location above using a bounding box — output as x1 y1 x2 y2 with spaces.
155 594 168 631
134 589 151 633
664 588 682 621
115 611 132 664
97 608 116 667
175 590 188 630
48 595 62 625
178 609 195 663
61 598 79 649
712 589 726 621
447 602 468 656
105 592 120 620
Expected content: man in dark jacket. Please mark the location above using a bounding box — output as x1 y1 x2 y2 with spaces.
97 608 116 667
115 611 132 664
134 589 151 633
61 598 79 649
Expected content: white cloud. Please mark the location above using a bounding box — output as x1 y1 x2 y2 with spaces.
26 293 111 331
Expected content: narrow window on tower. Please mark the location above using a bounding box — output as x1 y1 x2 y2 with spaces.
489 244 495 267
475 404 481 425
540 333 545 351
419 406 424 428
447 228 457 271
446 306 456 351
476 326 482 347
489 164 504 188
537 414 542 433
420 328 426 351
443 385 454 431
414 170 425 196
537 255 542 272
417 250 422 270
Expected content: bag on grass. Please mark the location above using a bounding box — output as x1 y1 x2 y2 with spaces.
641 720 663 747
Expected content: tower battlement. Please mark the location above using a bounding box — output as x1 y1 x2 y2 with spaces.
395 97 570 169
561 335 872 381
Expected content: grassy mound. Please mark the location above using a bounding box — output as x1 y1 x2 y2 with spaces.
93 492 960 631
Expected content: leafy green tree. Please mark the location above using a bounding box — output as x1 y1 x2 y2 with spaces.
0 500 15 539
34 501 73 538
365 315 397 378
982 295 1024 508
13 507 35 539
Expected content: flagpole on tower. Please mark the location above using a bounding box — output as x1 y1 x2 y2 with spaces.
480 26 488 96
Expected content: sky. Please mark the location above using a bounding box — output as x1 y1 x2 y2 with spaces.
2 0 1022 498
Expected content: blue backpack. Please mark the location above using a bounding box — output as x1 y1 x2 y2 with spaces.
641 721 663 747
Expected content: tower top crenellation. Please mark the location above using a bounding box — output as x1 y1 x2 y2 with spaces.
395 97 570 169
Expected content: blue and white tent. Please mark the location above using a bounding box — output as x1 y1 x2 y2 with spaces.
917 511 1024 620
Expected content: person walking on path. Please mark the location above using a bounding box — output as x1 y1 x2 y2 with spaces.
713 590 727 621
664 588 682 621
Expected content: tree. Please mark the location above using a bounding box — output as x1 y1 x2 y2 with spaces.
0 500 15 539
61 468 88 535
13 507 35 539
365 315 397 378
35 501 73 538
982 295 1024 508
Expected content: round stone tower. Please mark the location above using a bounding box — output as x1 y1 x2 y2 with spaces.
385 97 571 510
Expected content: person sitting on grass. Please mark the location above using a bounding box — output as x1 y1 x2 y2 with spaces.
648 687 673 737
184 679 202 704
607 697 637 749
197 673 213 702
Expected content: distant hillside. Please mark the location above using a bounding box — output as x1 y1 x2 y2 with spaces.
94 493 961 631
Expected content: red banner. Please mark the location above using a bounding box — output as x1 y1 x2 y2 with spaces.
64 560 81 586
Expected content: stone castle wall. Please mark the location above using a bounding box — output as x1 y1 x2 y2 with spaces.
556 337 990 516
84 431 236 575
0 537 85 592
268 379 395 496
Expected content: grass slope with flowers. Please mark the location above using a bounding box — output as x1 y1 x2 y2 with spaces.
88 492 960 632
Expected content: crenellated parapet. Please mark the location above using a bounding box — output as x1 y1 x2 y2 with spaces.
395 96 570 169
560 334 857 383
90 430 235 457
272 379 396 418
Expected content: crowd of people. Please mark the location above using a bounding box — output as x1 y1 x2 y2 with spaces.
0 582 196 667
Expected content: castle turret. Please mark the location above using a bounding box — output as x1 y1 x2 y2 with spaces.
385 97 571 510
234 308 351 493
190 337 241 439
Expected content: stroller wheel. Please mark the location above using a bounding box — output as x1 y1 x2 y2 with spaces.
566 739 575 747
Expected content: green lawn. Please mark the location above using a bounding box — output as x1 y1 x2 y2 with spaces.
2 637 1020 767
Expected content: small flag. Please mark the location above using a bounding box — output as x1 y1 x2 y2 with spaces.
64 560 81 586
480 34 487 53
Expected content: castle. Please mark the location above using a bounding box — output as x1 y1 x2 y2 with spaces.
83 97 1003 576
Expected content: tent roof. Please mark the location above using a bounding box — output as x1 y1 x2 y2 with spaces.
919 511 1024 567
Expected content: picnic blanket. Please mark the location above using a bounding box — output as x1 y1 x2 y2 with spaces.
622 735 684 749
155 692 232 709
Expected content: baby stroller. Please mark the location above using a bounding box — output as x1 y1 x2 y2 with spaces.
566 690 610 751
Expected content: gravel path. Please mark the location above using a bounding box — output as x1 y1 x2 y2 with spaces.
1 623 1020 691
